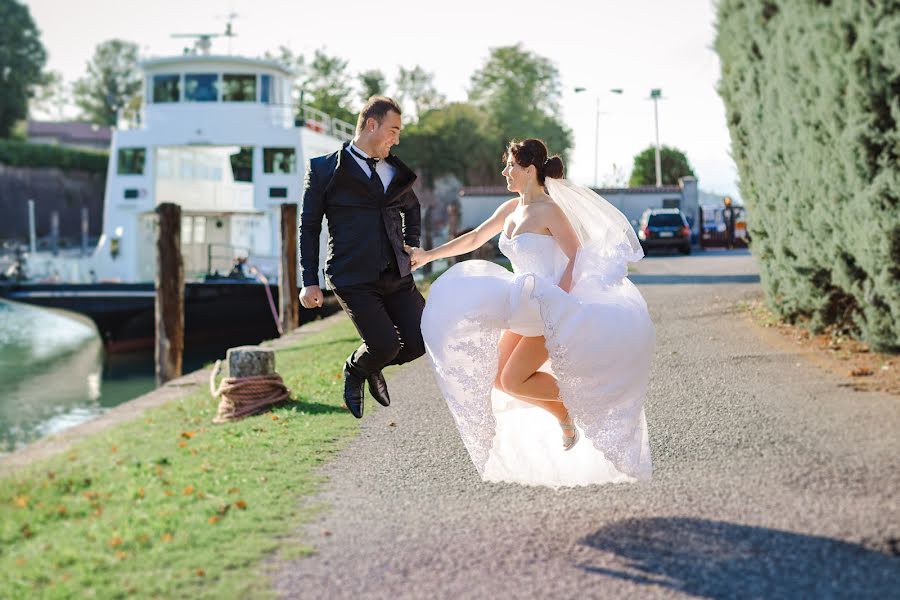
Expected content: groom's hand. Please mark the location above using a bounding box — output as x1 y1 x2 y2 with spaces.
299 285 324 309
404 244 423 270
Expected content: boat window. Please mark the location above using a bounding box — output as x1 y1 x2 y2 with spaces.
193 217 206 243
274 77 283 104
260 74 271 104
263 147 296 174
181 216 193 244
230 147 254 182
185 74 219 102
153 75 180 103
223 74 256 102
117 148 146 175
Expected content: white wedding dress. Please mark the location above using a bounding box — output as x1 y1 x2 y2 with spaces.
422 197 655 487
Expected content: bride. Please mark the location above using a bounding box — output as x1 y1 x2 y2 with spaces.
406 138 655 488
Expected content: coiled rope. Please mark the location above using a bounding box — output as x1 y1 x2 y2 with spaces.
210 359 291 423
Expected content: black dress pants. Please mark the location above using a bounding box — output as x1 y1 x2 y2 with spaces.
332 269 426 377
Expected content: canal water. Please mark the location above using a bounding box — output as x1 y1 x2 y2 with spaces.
0 299 235 454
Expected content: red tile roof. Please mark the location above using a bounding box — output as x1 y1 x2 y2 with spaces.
27 120 112 144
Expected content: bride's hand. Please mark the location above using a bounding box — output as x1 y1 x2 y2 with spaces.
404 245 431 271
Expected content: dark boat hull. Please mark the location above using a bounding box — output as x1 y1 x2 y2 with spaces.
0 281 336 351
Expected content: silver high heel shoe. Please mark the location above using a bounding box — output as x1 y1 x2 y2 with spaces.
559 415 580 451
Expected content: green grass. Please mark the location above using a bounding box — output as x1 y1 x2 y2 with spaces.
0 318 365 599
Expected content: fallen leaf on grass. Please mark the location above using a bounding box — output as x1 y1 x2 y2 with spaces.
110 444 118 453
115 551 128 560
161 533 173 543
208 515 220 524
234 500 247 510
56 505 67 515
181 431 196 439
178 441 188 448
15 558 27 566
196 569 205 577
13 495 28 508
227 487 240 494
21 524 33 538
108 536 123 548
183 485 195 496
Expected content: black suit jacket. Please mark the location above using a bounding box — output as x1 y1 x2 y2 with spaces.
299 143 421 288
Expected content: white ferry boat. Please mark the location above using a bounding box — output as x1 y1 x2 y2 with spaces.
1 44 350 349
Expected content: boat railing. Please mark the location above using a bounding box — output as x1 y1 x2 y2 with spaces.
116 102 355 141
297 104 355 141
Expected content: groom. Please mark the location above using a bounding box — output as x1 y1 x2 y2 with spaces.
298 96 426 419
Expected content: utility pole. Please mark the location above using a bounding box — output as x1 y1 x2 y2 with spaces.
574 87 623 188
650 89 663 187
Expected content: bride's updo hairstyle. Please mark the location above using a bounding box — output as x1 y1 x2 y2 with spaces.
506 138 565 185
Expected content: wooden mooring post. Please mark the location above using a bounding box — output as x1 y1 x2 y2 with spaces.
156 202 184 386
279 203 299 334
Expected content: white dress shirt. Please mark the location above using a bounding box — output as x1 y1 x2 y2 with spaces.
347 142 395 193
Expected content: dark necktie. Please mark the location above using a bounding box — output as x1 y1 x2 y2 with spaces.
349 146 384 190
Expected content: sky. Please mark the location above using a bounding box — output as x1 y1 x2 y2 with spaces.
24 0 741 199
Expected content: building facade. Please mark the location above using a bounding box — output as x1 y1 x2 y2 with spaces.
457 176 700 237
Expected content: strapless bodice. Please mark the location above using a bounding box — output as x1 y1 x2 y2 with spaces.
498 232 569 282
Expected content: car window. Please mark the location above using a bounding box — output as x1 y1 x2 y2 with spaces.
648 214 684 227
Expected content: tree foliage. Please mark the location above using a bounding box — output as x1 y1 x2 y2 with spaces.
628 145 695 187
468 44 572 159
72 39 142 127
394 66 445 123
358 69 386 105
0 0 46 137
397 102 498 186
716 0 900 351
300 49 355 125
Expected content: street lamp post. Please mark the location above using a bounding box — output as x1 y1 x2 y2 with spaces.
649 88 664 187
575 87 623 188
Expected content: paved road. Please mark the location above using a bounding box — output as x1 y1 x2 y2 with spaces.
275 249 900 599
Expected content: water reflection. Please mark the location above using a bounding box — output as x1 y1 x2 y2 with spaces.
0 296 297 453
0 300 146 452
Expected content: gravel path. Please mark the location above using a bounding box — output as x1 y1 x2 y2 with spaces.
275 249 900 599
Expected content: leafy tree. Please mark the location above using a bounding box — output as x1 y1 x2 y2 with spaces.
468 44 572 158
300 49 355 125
72 39 142 127
29 70 68 120
628 145 695 186
716 0 900 350
358 69 386 105
0 0 47 137
398 102 497 186
395 66 445 123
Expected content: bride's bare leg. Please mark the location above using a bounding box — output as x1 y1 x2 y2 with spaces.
499 336 569 423
495 330 523 390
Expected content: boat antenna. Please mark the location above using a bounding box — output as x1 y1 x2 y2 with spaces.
216 11 239 54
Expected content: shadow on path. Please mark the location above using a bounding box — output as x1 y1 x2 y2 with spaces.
576 517 900 599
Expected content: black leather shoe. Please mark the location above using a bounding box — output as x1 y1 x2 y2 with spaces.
367 370 391 407
343 364 365 419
